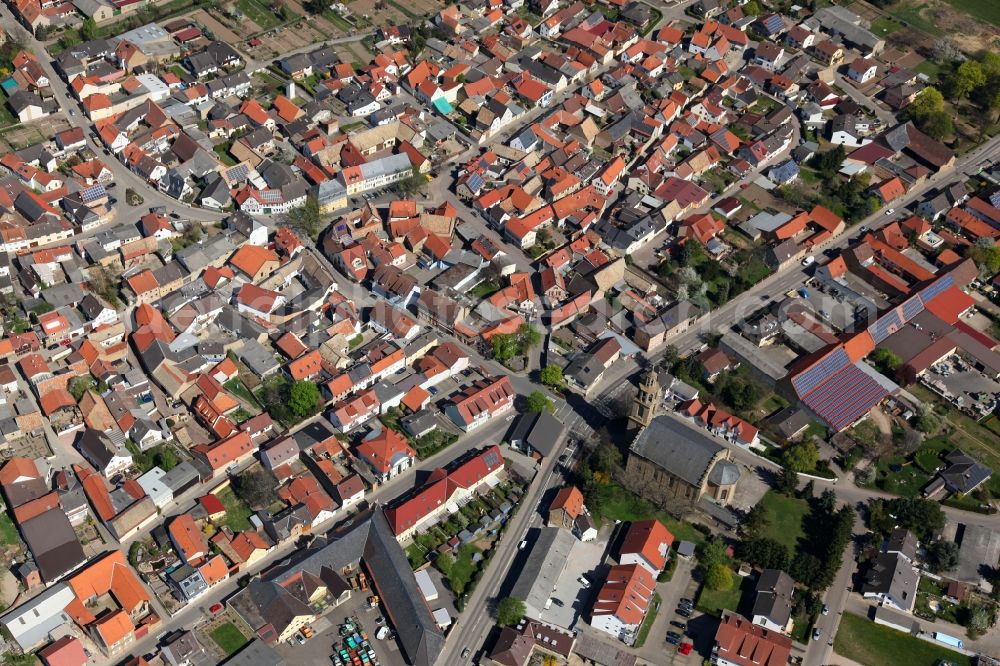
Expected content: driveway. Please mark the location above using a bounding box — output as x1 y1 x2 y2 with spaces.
635 557 698 664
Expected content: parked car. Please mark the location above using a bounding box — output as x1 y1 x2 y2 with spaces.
670 621 686 630
801 255 816 267
208 603 223 615
666 633 681 645
551 598 564 607
812 628 822 641
679 598 694 607
294 633 305 645
461 648 471 659
822 605 829 615
519 540 528 550
676 607 692 618
578 576 591 589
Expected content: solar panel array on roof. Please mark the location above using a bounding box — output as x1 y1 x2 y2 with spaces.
467 173 484 193
920 273 953 302
483 448 500 468
260 190 282 204
901 294 923 320
791 347 849 396
226 163 249 182
868 309 903 344
81 184 106 203
800 362 889 432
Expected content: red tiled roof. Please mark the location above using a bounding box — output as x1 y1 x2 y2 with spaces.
714 613 792 666
356 428 415 474
619 519 673 572
591 563 656 626
385 445 503 534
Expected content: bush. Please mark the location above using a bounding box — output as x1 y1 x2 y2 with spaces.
705 563 733 591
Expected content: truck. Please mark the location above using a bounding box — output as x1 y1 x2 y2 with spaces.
933 632 965 650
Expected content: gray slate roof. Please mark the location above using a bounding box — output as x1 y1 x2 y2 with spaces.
629 415 725 486
751 569 794 628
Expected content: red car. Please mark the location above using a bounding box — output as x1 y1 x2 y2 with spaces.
678 642 693 655
209 603 223 615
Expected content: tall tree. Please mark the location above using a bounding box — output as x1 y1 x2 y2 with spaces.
950 60 986 99
526 391 553 413
289 380 320 419
539 365 564 389
496 597 526 626
284 193 322 240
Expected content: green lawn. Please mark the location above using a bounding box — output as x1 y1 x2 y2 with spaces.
586 481 706 544
215 487 253 531
888 2 944 36
210 623 249 655
942 0 1000 27
238 0 283 29
633 593 661 647
909 385 1000 481
798 167 821 186
870 16 903 35
324 9 354 31
0 511 19 545
759 394 789 415
758 491 808 552
870 457 930 497
213 143 237 166
833 612 972 666
913 59 942 82
696 576 745 617
224 379 261 408
470 281 500 299
447 544 480 594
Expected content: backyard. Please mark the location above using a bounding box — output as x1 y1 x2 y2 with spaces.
585 479 707 544
379 407 458 459
865 436 952 497
909 385 1000 496
757 491 808 552
215 487 253 531
833 612 972 666
696 575 747 617
209 622 250 656
0 511 18 546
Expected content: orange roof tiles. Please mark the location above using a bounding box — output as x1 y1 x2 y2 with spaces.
94 610 133 648
356 428 415 474
287 349 322 381
228 244 279 280
66 550 149 615
550 485 584 520
168 513 207 565
591 563 656 626
619 519 674 572
198 554 229 586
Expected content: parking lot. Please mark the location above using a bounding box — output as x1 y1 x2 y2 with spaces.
921 354 1000 418
536 525 614 629
274 591 409 666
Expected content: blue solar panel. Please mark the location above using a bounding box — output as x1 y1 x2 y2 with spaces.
81 184 106 203
802 363 888 431
468 173 484 193
261 190 282 204
868 309 902 344
792 347 849 397
920 274 953 304
900 295 924 322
